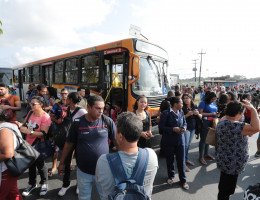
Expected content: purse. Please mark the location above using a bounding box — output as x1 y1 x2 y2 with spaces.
33 131 54 160
205 127 216 146
4 126 40 177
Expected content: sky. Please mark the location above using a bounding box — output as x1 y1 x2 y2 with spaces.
0 0 260 79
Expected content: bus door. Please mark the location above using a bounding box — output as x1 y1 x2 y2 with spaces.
42 63 53 86
103 49 128 112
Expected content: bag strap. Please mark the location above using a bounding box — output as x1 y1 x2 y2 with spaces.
106 152 127 185
23 111 33 125
130 148 149 185
0 124 24 148
106 148 149 186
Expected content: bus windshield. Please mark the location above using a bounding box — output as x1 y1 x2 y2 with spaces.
132 57 168 97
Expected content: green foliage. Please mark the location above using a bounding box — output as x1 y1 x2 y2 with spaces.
0 20 3 34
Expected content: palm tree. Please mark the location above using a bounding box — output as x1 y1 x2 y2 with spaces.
0 20 3 34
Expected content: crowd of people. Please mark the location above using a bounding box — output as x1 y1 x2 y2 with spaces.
0 82 259 200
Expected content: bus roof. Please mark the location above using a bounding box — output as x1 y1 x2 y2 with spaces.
13 38 167 69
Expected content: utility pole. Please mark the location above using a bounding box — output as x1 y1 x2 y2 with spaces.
192 59 198 82
198 50 206 86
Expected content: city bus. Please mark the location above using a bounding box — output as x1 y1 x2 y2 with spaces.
13 38 170 125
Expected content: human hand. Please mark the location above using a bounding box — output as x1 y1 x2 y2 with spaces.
19 126 29 134
242 100 255 110
188 111 194 116
193 109 199 115
0 105 11 110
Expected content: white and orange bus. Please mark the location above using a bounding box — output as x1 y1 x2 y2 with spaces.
13 38 170 125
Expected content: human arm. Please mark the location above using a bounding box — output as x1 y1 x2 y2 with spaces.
0 128 15 162
58 142 75 175
242 101 260 136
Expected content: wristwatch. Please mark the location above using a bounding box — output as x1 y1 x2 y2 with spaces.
30 130 34 135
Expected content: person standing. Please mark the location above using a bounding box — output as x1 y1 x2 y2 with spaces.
0 112 23 200
18 96 52 197
77 86 88 110
133 95 153 148
0 83 21 122
216 101 260 200
182 93 202 171
159 96 189 190
198 91 218 165
95 112 158 200
58 95 116 200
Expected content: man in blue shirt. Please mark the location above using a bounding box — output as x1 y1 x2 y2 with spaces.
58 95 116 200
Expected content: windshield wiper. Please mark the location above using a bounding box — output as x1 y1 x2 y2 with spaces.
147 56 161 87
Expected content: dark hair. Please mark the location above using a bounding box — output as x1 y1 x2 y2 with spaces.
218 93 228 105
133 95 148 111
225 101 244 117
0 83 7 88
174 91 182 97
169 96 181 107
227 91 237 101
77 86 85 92
31 96 44 105
167 90 175 98
61 88 68 93
47 86 58 99
241 93 251 101
67 92 82 104
116 112 143 142
36 84 47 91
182 93 195 108
204 91 217 104
87 95 104 107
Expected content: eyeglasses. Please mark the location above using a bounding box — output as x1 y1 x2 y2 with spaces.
30 102 40 106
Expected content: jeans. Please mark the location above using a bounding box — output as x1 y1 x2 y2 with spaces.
29 157 48 185
77 168 95 200
184 129 195 161
199 120 213 159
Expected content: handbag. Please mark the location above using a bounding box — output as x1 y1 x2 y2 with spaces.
4 126 40 177
33 131 54 160
205 127 216 146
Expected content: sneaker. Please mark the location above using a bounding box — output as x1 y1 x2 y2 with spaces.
76 187 79 195
39 184 48 196
255 151 260 158
167 177 175 185
181 182 189 190
58 185 71 196
22 184 37 196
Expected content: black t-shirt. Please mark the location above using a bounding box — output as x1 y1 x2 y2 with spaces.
67 115 116 175
182 105 198 130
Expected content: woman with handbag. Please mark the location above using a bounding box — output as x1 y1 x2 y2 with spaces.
198 91 218 165
216 100 260 200
0 110 23 200
17 96 51 197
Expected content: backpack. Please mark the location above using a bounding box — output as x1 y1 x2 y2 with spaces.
106 148 150 200
52 107 81 149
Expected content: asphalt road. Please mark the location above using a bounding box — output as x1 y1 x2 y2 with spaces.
16 108 260 200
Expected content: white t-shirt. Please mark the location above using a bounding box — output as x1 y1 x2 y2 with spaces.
70 107 88 121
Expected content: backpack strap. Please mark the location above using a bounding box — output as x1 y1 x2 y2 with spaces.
130 148 149 185
106 152 127 185
106 148 149 186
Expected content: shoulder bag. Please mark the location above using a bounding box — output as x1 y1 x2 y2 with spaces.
1 124 40 177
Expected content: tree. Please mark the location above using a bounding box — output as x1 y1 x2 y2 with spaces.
0 20 3 34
